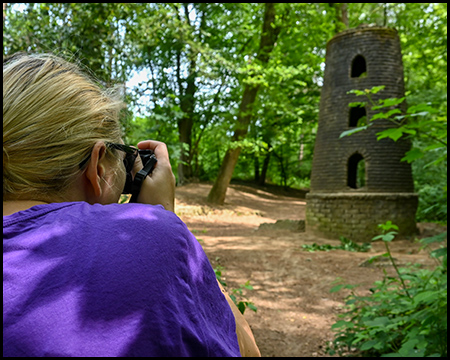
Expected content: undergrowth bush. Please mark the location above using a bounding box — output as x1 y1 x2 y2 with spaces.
214 264 257 315
302 236 371 253
327 222 447 357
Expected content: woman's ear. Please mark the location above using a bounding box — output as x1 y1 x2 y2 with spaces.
84 142 108 199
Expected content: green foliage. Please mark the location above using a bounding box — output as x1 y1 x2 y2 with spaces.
301 237 371 253
412 141 447 223
213 264 227 288
229 281 258 315
213 264 257 315
342 85 447 224
3 3 134 85
415 183 447 224
3 3 446 194
118 194 131 204
327 222 448 357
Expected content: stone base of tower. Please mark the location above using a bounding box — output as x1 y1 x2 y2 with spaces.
306 192 418 242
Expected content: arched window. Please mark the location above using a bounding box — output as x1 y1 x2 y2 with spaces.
349 105 367 127
348 153 366 189
351 55 367 78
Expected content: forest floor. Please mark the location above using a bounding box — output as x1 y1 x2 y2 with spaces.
175 182 446 357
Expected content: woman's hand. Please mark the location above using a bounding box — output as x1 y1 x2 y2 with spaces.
132 140 176 212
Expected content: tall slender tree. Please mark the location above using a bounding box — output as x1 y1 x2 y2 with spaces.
329 3 349 33
207 3 281 204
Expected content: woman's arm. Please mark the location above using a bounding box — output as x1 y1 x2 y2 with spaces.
216 280 261 357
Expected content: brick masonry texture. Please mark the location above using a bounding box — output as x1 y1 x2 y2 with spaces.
306 26 418 241
306 193 418 242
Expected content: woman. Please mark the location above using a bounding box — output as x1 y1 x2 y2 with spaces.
3 53 260 357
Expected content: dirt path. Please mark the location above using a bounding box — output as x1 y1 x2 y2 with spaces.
175 182 445 357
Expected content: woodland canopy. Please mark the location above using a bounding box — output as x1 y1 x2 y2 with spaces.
3 3 447 219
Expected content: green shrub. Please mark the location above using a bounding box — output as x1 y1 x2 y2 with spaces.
229 281 258 315
214 264 257 315
415 182 448 223
301 236 371 253
327 222 447 357
342 86 447 225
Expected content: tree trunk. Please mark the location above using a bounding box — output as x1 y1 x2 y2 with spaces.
207 147 242 204
254 155 260 183
330 3 348 33
258 151 271 186
207 3 280 204
177 58 196 185
176 4 199 185
272 150 288 188
177 112 194 184
206 82 259 203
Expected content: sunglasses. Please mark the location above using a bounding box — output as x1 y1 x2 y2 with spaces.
78 142 138 172
79 143 156 198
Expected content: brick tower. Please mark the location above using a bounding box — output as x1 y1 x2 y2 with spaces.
306 26 418 241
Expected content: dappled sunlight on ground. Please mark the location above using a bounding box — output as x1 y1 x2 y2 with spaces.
175 182 445 357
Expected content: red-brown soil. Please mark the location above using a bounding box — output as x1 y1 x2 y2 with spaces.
175 182 446 357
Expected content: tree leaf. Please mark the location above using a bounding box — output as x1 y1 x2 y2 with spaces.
331 320 354 329
413 291 439 305
339 124 371 138
376 128 404 141
347 89 366 96
401 148 424 163
360 339 381 351
372 97 406 110
430 247 447 259
370 85 386 94
364 316 390 328
382 232 397 242
237 301 246 314
420 231 447 245
349 101 367 108
371 108 402 120
407 103 438 114
378 221 399 231
330 284 345 293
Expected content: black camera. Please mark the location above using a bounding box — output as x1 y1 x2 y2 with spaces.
137 149 157 171
122 149 157 202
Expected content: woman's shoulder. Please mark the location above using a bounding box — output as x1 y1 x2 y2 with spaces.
5 200 200 285
4 201 193 250
82 201 178 224
71 202 192 245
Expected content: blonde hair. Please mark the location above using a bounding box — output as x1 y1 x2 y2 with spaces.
3 53 126 201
